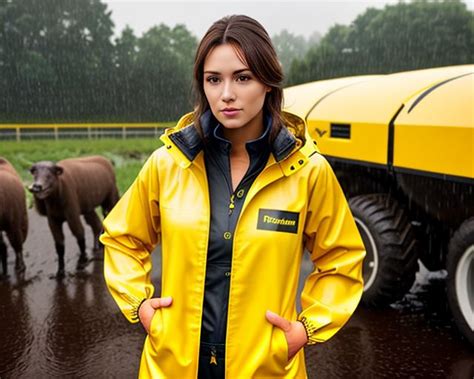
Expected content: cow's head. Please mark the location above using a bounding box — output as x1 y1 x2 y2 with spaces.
28 161 63 199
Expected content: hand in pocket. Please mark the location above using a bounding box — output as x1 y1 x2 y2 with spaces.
265 310 308 361
138 296 173 333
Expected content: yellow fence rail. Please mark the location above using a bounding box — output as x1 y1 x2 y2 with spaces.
0 122 173 141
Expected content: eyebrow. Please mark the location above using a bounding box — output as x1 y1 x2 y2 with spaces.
203 69 251 75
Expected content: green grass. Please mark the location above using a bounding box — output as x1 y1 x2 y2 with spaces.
1 138 164 197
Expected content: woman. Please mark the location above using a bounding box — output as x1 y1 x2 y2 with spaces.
100 15 365 378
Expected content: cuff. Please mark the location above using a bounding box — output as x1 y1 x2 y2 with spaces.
122 293 147 322
133 298 147 322
298 316 318 345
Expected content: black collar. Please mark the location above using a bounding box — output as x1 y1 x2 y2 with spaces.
209 112 272 159
168 109 297 163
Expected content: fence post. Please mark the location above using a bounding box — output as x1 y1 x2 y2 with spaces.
16 127 20 142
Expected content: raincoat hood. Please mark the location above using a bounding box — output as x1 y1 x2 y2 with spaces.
160 110 309 165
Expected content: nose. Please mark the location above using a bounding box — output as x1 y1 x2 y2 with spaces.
221 81 236 103
29 183 43 193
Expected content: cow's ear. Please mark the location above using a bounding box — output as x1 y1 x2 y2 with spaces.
55 165 64 176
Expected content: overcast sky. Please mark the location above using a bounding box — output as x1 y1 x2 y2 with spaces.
102 0 473 40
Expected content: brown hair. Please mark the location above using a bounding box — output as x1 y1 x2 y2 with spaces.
193 15 284 142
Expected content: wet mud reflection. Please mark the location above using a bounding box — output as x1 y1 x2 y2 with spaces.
43 261 114 376
303 270 474 379
0 280 33 377
0 210 472 378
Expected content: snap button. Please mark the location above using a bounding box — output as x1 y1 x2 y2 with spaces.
298 159 304 165
290 165 295 171
223 232 232 240
225 271 231 277
236 189 245 198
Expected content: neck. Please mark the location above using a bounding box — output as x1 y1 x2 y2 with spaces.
222 110 265 156
44 182 61 205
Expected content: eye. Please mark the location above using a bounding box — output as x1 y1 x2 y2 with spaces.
205 76 220 84
236 75 251 82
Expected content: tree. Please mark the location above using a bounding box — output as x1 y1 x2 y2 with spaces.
0 0 197 122
271 30 310 80
352 0 474 72
287 0 474 85
112 26 138 117
0 0 115 122
129 23 197 121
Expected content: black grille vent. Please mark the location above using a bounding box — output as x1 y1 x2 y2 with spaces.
330 123 351 139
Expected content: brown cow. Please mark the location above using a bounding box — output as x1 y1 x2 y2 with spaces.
0 158 28 277
28 156 119 277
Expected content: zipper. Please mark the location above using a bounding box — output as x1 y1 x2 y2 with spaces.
210 345 218 365
236 160 279 218
228 194 235 215
210 149 290 374
223 159 280 374
214 268 231 356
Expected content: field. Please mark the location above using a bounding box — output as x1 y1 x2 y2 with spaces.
1 138 164 201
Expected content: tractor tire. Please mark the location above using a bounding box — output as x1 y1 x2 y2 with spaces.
447 217 474 346
349 194 419 307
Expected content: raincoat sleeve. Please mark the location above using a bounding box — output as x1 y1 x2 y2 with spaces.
100 151 161 324
298 154 365 344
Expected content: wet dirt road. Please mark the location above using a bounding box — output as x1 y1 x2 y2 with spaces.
0 210 473 378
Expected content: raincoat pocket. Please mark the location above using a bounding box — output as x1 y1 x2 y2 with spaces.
149 307 164 338
273 327 289 365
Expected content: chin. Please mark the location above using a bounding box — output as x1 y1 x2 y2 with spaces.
34 190 52 200
217 118 247 130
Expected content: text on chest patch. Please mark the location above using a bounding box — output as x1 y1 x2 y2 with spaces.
257 209 299 234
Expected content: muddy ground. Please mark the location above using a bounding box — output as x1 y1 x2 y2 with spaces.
0 210 473 378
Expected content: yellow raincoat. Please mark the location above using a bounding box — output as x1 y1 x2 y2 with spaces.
100 111 365 378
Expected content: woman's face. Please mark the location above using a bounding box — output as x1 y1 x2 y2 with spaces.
203 43 270 133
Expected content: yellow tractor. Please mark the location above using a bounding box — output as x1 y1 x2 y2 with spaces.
284 65 474 345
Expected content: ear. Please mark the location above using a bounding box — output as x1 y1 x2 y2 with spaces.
265 86 272 93
54 165 64 176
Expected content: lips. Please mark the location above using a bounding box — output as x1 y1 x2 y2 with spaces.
28 184 52 198
221 108 241 117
